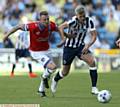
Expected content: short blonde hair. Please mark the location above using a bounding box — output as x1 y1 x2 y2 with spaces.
75 5 85 14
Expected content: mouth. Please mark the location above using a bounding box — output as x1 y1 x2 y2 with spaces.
43 22 48 26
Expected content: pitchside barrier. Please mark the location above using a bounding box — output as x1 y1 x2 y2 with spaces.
0 48 120 75
0 48 62 75
95 49 120 72
74 49 120 72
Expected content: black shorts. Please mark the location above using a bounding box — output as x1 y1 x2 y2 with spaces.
15 49 30 61
63 44 85 65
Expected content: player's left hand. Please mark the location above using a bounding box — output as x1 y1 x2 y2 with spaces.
82 44 89 54
57 40 65 48
64 32 76 38
116 38 120 48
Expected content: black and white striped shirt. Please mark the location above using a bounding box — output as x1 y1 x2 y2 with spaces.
16 31 30 49
64 16 96 48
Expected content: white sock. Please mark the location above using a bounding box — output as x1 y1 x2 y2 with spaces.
39 80 45 92
42 68 53 78
59 71 64 78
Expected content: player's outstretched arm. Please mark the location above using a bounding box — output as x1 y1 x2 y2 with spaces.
58 22 76 39
58 21 76 38
63 32 77 38
57 21 76 48
116 38 120 48
82 30 97 54
56 40 65 48
56 22 67 48
3 25 24 42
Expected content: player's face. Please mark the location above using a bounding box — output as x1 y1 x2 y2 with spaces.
77 12 86 24
40 15 49 26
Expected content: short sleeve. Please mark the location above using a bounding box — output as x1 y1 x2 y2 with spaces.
24 22 36 31
66 16 76 26
50 21 58 31
89 17 96 31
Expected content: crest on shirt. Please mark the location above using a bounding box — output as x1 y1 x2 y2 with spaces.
36 31 40 35
63 60 67 65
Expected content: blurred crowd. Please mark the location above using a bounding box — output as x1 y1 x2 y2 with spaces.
0 0 120 50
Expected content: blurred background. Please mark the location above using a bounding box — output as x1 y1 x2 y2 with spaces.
0 0 120 74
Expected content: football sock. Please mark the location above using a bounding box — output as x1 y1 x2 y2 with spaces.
54 71 63 82
11 64 16 73
28 63 32 73
89 67 98 87
39 79 45 92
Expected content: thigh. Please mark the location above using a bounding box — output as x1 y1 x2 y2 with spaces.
80 53 96 66
30 50 53 68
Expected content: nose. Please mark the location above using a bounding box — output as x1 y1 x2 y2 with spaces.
81 17 85 20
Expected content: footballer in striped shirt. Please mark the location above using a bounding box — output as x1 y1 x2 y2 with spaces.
51 5 99 95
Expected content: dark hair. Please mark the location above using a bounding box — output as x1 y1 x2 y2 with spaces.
40 11 48 16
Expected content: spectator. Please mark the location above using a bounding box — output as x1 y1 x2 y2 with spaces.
3 38 14 48
113 28 120 48
103 0 116 20
43 0 62 18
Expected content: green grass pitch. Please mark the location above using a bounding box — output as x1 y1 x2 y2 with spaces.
0 70 120 107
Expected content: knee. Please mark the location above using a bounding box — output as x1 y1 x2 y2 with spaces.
89 59 96 67
46 61 57 70
50 64 57 70
61 65 71 77
62 70 69 77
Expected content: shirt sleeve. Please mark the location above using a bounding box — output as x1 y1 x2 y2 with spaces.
23 24 28 31
23 22 36 31
66 16 76 26
50 21 58 31
88 17 96 31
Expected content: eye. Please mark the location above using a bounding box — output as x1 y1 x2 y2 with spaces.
46 18 49 20
44 18 49 21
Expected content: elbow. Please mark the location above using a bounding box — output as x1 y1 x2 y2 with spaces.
95 35 97 40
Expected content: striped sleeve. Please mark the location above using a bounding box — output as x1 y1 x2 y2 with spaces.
67 16 76 26
88 17 96 31
23 22 36 31
23 24 29 31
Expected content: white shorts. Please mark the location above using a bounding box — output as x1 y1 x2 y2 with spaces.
30 50 52 68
